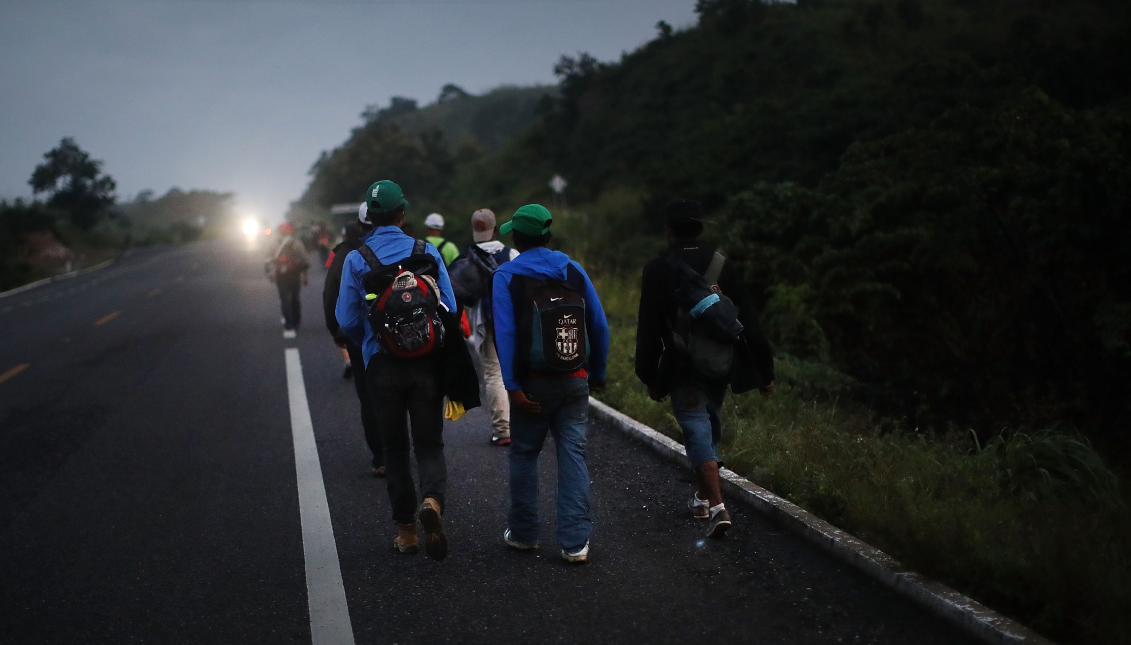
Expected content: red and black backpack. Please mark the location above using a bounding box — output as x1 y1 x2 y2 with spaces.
357 240 446 359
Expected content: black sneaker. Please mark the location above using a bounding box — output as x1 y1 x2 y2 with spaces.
707 506 732 539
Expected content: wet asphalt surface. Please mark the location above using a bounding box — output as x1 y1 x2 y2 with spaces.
0 239 976 644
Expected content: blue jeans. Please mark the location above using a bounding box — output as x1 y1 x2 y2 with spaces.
508 377 591 552
670 382 726 467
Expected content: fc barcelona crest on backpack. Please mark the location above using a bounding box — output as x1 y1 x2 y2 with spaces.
516 276 588 374
555 313 581 362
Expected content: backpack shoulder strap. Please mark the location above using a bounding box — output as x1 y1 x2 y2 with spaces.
703 251 726 287
412 239 428 256
357 244 382 270
274 237 290 260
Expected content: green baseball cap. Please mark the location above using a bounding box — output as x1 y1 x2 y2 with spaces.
364 180 409 214
500 204 553 236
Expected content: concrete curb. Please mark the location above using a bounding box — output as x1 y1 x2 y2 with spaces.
0 259 115 300
588 397 1055 645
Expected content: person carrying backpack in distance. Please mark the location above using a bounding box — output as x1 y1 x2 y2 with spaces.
336 180 468 560
266 221 310 338
424 213 460 267
635 199 775 538
448 208 519 446
492 204 609 563
323 207 384 478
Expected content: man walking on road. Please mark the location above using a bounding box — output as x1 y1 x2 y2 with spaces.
323 208 384 478
336 180 459 560
492 204 609 563
464 208 518 446
424 213 460 267
635 199 775 538
266 221 309 338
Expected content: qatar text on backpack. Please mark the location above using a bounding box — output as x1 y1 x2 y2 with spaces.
513 275 589 375
666 251 744 381
357 241 446 359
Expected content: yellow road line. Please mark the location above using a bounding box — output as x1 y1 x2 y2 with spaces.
148 288 162 297
94 311 121 326
0 363 30 385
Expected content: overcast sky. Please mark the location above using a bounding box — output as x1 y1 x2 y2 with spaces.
0 0 697 222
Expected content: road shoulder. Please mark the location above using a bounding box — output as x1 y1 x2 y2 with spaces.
588 397 1055 645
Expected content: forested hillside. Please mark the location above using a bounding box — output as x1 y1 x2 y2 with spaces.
296 4 1131 640
299 0 1131 457
289 83 553 233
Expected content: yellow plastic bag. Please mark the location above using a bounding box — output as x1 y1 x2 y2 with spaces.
444 399 466 422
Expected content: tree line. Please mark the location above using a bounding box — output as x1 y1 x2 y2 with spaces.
298 0 1131 463
1 138 235 290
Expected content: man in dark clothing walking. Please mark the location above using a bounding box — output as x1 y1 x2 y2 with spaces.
635 199 775 538
323 206 384 478
336 180 463 561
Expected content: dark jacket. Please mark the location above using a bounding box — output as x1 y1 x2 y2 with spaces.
439 309 481 410
322 226 370 341
635 241 775 395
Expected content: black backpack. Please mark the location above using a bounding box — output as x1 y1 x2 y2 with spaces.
666 251 744 380
514 276 589 375
357 241 446 359
448 245 498 307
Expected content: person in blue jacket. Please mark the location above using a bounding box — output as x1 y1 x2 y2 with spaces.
492 204 609 563
336 180 458 560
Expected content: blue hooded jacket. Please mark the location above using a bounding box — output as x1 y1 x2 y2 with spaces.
491 247 609 391
336 226 457 366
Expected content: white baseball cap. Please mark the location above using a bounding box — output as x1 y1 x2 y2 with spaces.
425 213 445 229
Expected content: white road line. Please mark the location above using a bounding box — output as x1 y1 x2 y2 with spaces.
284 348 356 645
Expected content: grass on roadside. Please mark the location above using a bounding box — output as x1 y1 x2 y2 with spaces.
589 272 1131 645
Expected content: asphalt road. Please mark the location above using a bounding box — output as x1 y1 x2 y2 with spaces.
0 239 977 645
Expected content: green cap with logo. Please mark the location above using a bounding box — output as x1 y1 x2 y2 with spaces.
364 180 409 214
500 204 553 236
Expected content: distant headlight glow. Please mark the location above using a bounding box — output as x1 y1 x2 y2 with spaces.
241 219 258 236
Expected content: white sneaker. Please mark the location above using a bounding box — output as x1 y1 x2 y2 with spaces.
689 492 710 520
561 541 589 563
503 529 538 551
282 329 296 339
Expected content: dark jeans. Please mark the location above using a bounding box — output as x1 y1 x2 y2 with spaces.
277 274 302 330
508 377 592 551
365 352 446 524
346 342 382 468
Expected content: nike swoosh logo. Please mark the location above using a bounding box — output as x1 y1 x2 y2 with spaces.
550 297 562 302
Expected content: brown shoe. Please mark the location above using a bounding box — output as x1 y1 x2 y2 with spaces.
418 497 448 561
393 523 419 554
707 506 732 539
